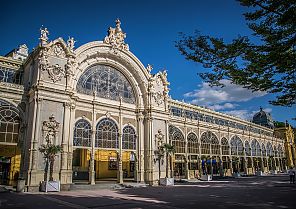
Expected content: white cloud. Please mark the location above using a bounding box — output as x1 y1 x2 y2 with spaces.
207 103 238 111
222 108 272 121
222 110 251 120
184 79 267 106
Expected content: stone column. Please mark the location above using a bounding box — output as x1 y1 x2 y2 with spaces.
184 126 189 179
260 157 264 172
67 103 75 180
230 157 233 174
136 113 144 182
198 122 202 177
60 102 71 184
144 114 154 185
250 157 254 174
29 97 42 186
117 100 123 184
89 104 95 185
219 133 223 176
117 133 123 184
244 157 248 174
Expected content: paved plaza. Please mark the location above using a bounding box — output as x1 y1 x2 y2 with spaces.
1 175 296 209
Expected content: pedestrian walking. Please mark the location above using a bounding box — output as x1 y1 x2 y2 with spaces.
288 167 295 184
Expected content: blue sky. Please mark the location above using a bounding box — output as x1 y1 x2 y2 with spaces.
0 0 295 126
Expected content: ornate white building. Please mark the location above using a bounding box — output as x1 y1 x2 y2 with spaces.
0 20 286 191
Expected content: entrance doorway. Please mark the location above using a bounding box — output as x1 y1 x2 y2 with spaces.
72 149 90 181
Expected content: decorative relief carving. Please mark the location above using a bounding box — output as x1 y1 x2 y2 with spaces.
146 64 153 74
65 55 76 77
147 69 170 106
47 64 65 83
158 70 170 96
49 43 66 58
104 19 129 51
153 92 164 105
38 27 72 83
38 47 49 72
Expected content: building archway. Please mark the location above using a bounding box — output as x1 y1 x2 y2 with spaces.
72 119 92 182
0 99 22 185
169 125 185 179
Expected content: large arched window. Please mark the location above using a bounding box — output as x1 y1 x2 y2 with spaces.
266 142 273 157
245 141 251 156
95 118 119 149
187 132 199 154
169 125 185 153
278 145 284 157
73 119 91 147
251 139 261 156
273 145 278 157
77 65 135 104
230 136 244 156
0 99 20 143
200 131 220 155
221 138 230 155
122 125 136 150
262 144 267 156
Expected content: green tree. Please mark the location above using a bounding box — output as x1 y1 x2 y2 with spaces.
176 0 296 106
163 143 175 178
39 138 62 181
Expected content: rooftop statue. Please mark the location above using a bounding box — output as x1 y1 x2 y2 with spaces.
104 19 129 51
67 37 76 52
39 26 49 46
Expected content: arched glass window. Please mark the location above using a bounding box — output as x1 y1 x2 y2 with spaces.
245 141 251 156
278 145 284 157
262 144 267 156
122 125 136 150
251 139 261 156
95 118 119 149
273 145 278 157
230 136 244 156
221 138 230 155
200 131 220 155
211 136 220 155
187 132 199 154
169 125 185 153
266 142 273 157
77 65 135 104
0 99 20 143
73 119 91 147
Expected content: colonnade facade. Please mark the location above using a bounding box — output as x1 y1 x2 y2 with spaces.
0 20 286 191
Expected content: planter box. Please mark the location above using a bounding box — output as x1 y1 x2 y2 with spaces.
271 170 277 175
160 177 174 186
200 175 212 181
233 173 241 178
40 181 60 192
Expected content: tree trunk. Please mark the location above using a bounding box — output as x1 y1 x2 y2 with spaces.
44 159 49 181
170 155 173 178
158 157 161 185
165 153 168 178
49 156 55 181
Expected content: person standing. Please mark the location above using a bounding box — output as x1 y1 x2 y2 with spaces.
288 167 295 184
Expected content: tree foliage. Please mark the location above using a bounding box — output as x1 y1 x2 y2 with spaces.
175 0 296 106
39 139 62 181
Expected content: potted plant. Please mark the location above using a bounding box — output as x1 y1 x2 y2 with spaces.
39 138 62 192
159 143 175 186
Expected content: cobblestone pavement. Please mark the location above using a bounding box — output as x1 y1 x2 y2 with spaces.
1 175 296 209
